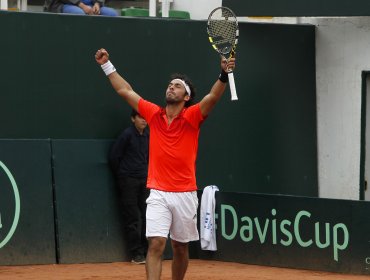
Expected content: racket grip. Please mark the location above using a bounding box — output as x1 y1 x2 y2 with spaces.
228 72 238 101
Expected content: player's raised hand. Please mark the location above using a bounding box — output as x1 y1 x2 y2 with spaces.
221 56 236 73
95 48 109 65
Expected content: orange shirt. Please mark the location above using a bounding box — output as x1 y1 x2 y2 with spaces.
138 98 206 192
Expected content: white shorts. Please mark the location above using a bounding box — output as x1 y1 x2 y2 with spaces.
146 189 199 243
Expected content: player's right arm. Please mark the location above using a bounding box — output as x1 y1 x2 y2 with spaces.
95 48 141 112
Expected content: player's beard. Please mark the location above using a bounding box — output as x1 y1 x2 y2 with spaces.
165 92 182 105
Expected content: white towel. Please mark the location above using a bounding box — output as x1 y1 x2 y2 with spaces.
200 185 219 251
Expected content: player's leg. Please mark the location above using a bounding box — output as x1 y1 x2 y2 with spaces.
146 236 167 280
145 190 172 279
171 240 189 280
168 191 199 279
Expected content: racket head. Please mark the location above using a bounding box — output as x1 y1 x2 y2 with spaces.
207 6 239 59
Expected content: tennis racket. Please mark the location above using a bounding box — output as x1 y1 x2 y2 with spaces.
207 6 239 101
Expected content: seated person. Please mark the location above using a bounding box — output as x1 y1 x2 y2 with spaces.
44 0 118 16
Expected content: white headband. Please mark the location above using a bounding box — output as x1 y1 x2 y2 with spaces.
173 79 191 96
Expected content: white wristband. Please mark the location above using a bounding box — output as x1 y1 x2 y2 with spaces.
101 60 116 76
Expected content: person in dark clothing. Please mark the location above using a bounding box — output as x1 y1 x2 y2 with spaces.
109 109 150 264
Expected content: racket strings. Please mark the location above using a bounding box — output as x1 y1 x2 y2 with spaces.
208 20 237 54
209 20 237 42
208 8 237 55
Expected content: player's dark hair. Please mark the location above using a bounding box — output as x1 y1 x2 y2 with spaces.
170 73 196 107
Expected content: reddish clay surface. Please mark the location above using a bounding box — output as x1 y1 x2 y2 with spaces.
0 259 369 280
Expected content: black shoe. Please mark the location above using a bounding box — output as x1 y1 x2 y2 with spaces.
131 255 146 264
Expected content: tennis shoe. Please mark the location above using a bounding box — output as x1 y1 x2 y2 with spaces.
131 255 146 265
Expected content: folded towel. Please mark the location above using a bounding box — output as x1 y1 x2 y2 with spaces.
200 185 219 251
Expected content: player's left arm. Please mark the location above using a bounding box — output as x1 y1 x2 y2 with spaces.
199 57 236 117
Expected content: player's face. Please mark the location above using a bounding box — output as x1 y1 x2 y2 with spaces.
165 80 189 104
132 114 147 133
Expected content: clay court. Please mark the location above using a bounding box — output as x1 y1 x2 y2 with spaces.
0 259 368 280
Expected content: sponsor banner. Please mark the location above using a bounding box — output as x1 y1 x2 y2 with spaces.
0 140 55 265
199 192 370 275
0 161 20 250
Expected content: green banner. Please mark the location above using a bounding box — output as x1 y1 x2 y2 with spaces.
198 191 370 275
0 140 55 265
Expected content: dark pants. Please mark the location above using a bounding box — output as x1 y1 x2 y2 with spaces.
117 176 149 258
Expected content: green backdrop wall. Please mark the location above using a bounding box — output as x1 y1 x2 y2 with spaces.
51 139 126 264
0 11 317 196
0 10 319 268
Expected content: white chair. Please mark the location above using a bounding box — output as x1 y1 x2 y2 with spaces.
149 0 173 17
0 0 27 11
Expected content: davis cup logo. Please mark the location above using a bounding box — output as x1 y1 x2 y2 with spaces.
0 161 20 249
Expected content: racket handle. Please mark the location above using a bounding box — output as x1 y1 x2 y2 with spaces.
228 72 238 101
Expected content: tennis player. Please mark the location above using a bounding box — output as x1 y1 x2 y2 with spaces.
95 48 235 280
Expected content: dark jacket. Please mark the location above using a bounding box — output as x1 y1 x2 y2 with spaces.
109 125 149 179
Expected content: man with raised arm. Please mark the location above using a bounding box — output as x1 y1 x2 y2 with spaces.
95 48 235 280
